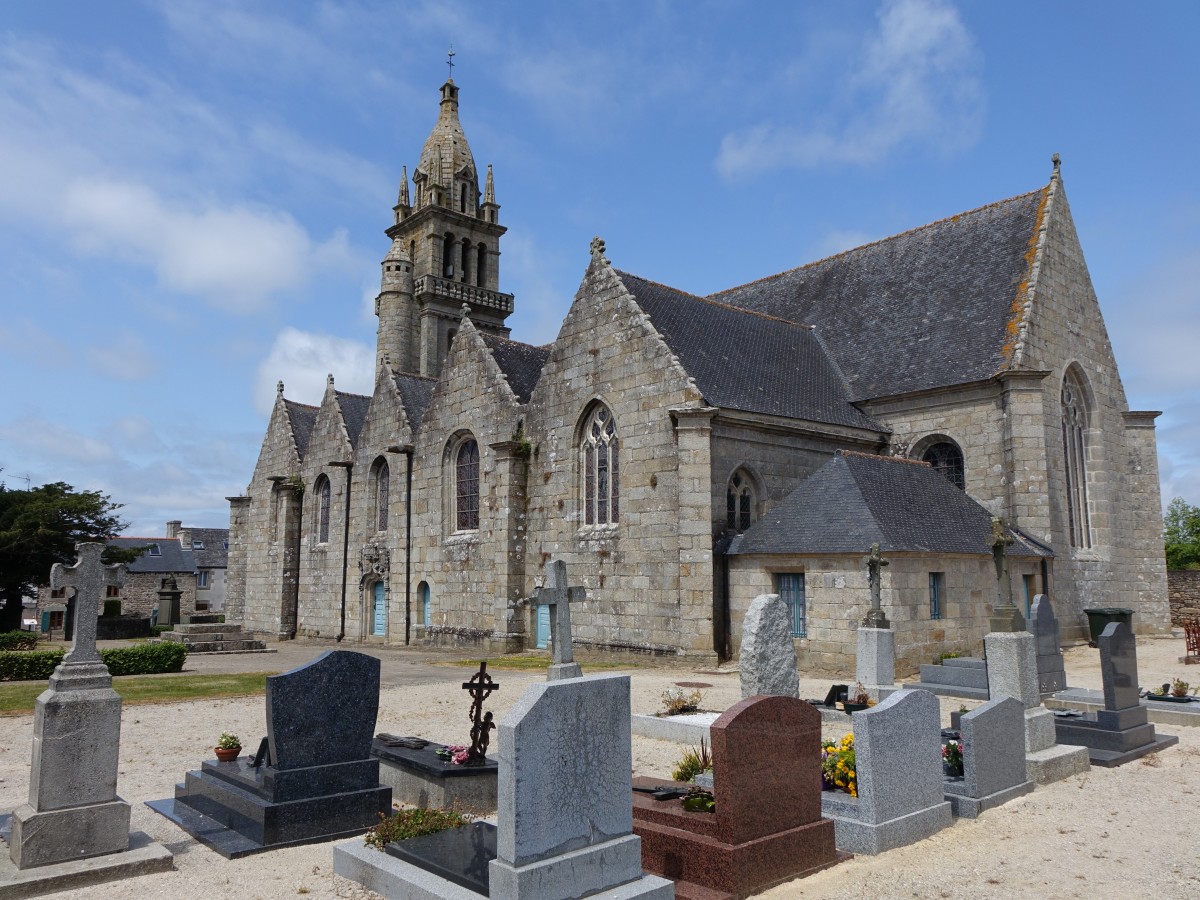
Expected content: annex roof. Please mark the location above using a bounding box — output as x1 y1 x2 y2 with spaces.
707 188 1048 401
392 372 437 433
481 333 550 404
185 527 229 568
730 451 1053 557
107 536 196 574
335 391 372 448
283 400 318 461
616 272 885 432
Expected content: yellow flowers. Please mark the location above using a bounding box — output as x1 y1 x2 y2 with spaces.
821 732 857 797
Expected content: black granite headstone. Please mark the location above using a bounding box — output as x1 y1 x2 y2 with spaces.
385 821 496 895
266 650 380 769
1099 622 1140 712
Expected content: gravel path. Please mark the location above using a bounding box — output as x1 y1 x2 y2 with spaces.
1 636 1196 898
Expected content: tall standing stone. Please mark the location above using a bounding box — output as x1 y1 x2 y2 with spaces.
739 594 798 699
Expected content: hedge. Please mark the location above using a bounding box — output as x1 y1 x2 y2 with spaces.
0 631 39 652
0 642 188 681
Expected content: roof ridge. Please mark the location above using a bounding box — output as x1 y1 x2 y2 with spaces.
283 399 319 411
840 449 932 468
616 269 813 327
710 186 1047 298
334 389 371 401
480 332 548 351
391 370 438 383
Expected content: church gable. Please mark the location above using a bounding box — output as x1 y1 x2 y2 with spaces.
248 388 311 488
708 187 1049 401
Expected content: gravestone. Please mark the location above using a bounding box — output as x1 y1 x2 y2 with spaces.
1028 594 1067 694
1 543 171 894
943 697 1034 818
819 688 952 854
333 674 672 898
985 628 1090 783
739 594 799 699
533 560 586 681
633 695 842 896
1053 622 1178 766
148 649 391 856
156 575 182 629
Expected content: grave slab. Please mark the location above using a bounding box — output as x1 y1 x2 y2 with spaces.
1046 689 1200 728
372 736 498 814
149 649 391 857
0 823 172 900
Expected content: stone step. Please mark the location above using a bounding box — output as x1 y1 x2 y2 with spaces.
919 664 989 689
177 640 269 653
940 657 987 670
915 682 990 701
168 624 243 635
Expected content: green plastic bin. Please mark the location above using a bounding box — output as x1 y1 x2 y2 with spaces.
1083 608 1134 646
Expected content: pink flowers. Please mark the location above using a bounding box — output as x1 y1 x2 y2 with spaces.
435 744 470 766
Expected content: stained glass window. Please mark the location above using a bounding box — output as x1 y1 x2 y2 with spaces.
922 441 965 490
456 439 480 531
582 405 619 525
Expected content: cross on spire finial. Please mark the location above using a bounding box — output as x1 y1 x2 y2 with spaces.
447 44 455 80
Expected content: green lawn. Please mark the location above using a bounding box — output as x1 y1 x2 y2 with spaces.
0 672 276 716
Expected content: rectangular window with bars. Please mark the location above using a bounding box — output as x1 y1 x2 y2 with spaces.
777 573 806 638
929 572 944 620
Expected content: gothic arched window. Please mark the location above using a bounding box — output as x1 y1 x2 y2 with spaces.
315 475 331 544
581 404 619 525
922 440 965 490
726 469 756 533
1061 368 1092 548
455 438 480 531
372 458 390 532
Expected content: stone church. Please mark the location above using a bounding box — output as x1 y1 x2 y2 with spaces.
225 77 1169 672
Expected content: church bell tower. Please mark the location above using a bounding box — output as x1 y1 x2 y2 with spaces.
375 76 513 377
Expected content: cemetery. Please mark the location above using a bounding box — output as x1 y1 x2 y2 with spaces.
0 553 1198 899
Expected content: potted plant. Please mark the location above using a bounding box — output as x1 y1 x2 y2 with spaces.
1171 678 1191 698
842 682 872 714
942 738 964 778
821 733 857 796
215 731 242 762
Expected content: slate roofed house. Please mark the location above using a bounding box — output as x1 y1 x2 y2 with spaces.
104 520 229 619
226 78 1167 672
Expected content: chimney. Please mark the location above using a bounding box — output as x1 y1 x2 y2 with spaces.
165 520 182 539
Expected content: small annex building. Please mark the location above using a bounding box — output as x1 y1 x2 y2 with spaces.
226 78 1169 669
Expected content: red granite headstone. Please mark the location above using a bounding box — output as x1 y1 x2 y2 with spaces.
633 694 842 898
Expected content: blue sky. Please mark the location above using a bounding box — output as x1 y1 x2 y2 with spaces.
0 0 1197 535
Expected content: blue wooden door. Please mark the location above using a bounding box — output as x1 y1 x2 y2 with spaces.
535 604 550 649
372 582 387 636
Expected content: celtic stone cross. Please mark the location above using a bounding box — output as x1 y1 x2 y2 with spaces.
534 559 587 679
50 542 125 667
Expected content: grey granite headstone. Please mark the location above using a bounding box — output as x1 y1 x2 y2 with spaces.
739 594 799 699
1028 595 1066 694
267 650 380 769
490 673 671 898
943 697 1033 818
1099 621 1140 712
984 631 1040 710
819 688 952 854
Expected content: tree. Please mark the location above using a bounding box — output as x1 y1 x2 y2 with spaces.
0 482 143 632
1164 497 1200 570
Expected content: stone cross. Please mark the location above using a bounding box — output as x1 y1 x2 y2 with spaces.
534 559 587 679
988 518 1024 632
589 235 606 259
861 543 890 628
50 542 125 667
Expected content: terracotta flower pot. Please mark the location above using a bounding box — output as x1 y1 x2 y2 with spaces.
215 746 241 762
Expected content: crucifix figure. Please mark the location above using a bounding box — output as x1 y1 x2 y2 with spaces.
534 559 587 680
50 542 125 677
861 543 891 629
461 661 500 766
988 517 1024 632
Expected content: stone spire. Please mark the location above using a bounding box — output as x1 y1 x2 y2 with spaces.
393 166 410 224
483 164 495 204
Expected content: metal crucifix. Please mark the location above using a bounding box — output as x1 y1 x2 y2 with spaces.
460 661 499 765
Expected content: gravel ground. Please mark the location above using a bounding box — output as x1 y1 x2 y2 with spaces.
1 635 1197 899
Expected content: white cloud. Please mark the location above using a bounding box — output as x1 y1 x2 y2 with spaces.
61 178 354 313
716 0 983 177
0 319 68 362
809 229 880 261
254 327 375 414
0 418 117 465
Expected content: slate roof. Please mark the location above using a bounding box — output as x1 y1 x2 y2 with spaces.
336 391 372 448
707 188 1048 401
393 372 437 433
284 400 318 461
730 451 1053 557
616 272 885 432
481 333 550 403
186 527 229 568
108 537 196 574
